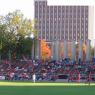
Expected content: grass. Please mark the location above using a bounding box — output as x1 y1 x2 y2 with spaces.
0 81 95 95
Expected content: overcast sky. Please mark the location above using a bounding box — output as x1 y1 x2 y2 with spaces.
0 0 95 38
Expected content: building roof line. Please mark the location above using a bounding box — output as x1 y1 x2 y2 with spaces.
34 0 47 1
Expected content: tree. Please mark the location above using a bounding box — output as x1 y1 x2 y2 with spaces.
0 24 7 61
82 43 86 60
0 10 37 60
41 40 51 61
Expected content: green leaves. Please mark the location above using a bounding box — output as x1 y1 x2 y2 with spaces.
0 10 37 59
0 41 2 50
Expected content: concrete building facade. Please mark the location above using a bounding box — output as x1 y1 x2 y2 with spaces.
34 0 94 42
34 0 94 60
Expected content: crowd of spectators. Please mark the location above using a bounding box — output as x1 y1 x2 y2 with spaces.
0 58 95 82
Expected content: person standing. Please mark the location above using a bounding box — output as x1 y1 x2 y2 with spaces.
86 71 91 85
77 72 81 83
32 73 36 83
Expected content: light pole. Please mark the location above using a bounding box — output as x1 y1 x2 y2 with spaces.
30 34 34 60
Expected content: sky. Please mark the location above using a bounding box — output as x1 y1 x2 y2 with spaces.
0 0 95 39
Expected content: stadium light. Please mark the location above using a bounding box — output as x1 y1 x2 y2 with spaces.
30 34 34 60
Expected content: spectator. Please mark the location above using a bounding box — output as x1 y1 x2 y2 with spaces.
32 73 36 83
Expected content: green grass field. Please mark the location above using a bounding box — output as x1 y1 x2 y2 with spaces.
0 81 95 95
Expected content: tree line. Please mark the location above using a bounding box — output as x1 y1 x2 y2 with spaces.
0 10 37 60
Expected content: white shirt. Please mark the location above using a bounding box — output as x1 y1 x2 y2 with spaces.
33 74 36 80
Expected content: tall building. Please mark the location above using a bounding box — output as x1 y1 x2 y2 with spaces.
34 0 94 60
34 0 94 42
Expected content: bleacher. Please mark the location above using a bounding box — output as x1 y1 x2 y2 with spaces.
0 59 95 82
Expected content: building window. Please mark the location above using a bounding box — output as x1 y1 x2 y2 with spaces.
86 23 88 26
59 17 61 21
55 18 57 21
74 28 76 31
62 17 64 21
77 23 80 26
69 19 72 23
46 34 48 36
78 33 80 36
86 17 88 21
82 33 84 36
82 23 84 26
86 34 88 38
39 2 42 5
85 28 88 31
74 33 76 36
50 17 53 20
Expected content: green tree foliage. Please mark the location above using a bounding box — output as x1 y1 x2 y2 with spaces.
0 10 37 60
